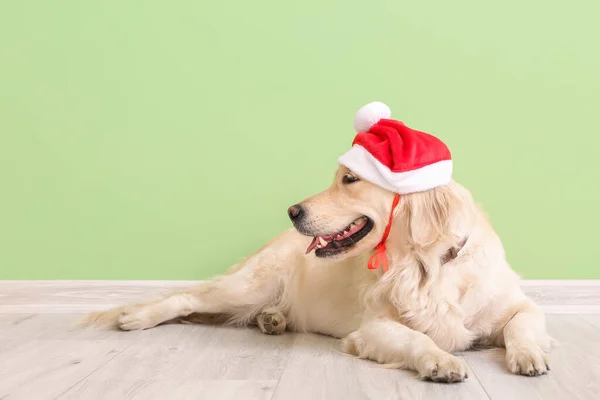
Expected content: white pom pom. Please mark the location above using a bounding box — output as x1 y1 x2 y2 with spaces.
353 101 392 133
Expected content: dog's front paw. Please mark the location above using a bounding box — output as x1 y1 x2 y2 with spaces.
417 352 468 383
506 344 549 376
118 306 157 331
257 310 286 335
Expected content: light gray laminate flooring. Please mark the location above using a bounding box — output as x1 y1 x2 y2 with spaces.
0 313 599 399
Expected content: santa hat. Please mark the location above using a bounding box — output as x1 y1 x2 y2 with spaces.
338 102 452 194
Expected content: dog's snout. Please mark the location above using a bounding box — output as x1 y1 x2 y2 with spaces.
287 204 304 222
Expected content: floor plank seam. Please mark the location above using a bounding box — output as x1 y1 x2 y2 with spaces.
461 354 493 400
576 315 600 332
269 334 300 400
270 376 284 400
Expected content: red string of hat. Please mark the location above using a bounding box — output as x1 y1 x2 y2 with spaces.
367 193 401 272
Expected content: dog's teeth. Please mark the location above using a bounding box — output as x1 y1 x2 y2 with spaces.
318 237 327 246
343 230 349 236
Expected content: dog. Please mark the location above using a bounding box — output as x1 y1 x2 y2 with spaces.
82 103 551 383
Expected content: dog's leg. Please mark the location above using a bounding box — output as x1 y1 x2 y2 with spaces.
502 300 551 376
342 317 468 383
82 242 295 331
117 266 285 331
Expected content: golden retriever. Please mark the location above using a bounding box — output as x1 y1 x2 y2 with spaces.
82 148 551 383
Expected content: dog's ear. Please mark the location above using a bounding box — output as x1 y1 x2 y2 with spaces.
406 187 455 247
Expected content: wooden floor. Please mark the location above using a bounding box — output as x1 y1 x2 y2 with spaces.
0 313 599 400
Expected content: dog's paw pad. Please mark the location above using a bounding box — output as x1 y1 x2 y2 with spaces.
257 310 286 335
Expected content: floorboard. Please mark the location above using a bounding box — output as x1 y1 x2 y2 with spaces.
463 315 600 400
272 333 489 400
0 313 598 399
0 314 132 400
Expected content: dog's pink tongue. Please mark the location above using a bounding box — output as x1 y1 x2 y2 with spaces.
306 237 319 254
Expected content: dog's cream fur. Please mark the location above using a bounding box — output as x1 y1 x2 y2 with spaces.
82 167 551 382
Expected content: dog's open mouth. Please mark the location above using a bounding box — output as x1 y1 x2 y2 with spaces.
305 216 374 257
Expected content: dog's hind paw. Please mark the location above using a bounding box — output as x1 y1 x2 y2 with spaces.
118 306 157 331
257 310 286 335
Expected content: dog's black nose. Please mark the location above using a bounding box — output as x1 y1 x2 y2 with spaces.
288 204 304 221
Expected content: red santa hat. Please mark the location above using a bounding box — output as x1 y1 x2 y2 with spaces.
338 102 452 194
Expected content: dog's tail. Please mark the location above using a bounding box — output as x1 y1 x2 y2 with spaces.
78 306 125 329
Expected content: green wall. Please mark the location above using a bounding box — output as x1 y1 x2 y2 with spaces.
1 1 598 280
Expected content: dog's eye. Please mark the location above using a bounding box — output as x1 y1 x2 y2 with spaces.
342 174 360 184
